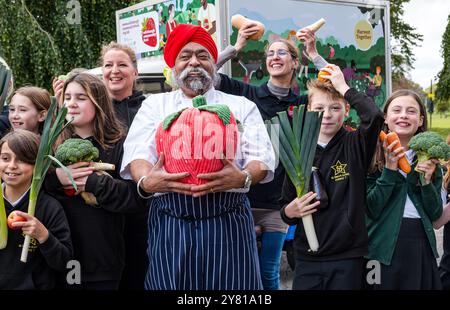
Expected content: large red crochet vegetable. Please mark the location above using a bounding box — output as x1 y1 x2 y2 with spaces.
155 95 238 184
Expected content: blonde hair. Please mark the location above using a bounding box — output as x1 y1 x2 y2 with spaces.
99 42 137 69
307 79 346 106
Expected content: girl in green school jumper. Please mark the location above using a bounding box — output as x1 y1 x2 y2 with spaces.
366 89 443 289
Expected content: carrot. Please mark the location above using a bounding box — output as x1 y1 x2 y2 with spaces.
379 130 411 174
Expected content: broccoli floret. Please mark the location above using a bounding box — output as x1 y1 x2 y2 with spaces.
408 131 450 162
55 138 99 165
408 132 450 185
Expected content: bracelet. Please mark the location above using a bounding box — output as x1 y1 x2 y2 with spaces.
137 176 154 199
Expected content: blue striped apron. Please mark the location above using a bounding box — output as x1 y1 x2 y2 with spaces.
144 192 263 290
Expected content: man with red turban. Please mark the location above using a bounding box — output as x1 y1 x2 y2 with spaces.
163 23 218 68
121 24 275 290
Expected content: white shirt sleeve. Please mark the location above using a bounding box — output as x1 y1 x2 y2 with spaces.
120 95 159 180
237 96 275 184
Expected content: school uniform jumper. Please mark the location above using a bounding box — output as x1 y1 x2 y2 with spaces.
44 136 145 289
0 190 72 289
366 161 443 289
280 88 384 290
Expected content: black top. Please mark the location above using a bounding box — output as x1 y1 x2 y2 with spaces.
44 135 145 282
0 190 73 289
113 90 149 289
0 114 11 138
441 180 450 272
280 88 384 261
219 73 307 210
112 91 146 128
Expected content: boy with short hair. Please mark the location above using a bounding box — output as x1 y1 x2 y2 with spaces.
280 64 384 290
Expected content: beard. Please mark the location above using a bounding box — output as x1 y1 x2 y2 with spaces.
173 66 216 95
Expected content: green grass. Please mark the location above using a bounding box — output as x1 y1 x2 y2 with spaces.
429 113 450 139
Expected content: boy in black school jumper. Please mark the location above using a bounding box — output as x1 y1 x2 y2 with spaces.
280 64 384 290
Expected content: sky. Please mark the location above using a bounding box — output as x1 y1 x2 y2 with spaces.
403 0 450 89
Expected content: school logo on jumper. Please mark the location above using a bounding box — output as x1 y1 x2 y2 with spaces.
330 160 349 182
18 234 38 253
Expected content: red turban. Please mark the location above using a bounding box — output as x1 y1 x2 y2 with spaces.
164 24 218 68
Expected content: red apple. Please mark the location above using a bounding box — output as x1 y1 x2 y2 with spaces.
7 211 26 230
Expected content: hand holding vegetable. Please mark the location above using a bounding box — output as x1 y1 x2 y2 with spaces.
415 159 439 185
234 22 261 52
55 139 115 205
296 18 326 38
296 28 319 59
55 162 94 188
379 131 411 173
318 64 349 95
140 153 192 196
284 192 319 219
408 131 450 185
231 14 265 40
191 158 247 197
7 211 26 230
52 77 65 104
10 211 49 244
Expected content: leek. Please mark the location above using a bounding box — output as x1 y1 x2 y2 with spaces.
270 106 322 252
0 59 13 114
0 59 12 249
20 97 76 262
0 182 7 249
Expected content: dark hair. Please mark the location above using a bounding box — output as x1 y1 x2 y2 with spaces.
58 73 126 150
382 89 428 134
11 86 51 133
369 89 428 173
168 4 175 12
0 129 40 165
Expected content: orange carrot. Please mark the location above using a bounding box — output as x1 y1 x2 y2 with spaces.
379 130 411 174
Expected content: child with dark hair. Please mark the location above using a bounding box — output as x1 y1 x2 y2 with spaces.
366 89 443 289
44 73 144 290
0 129 72 289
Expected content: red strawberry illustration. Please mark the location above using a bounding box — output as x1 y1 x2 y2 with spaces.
142 17 157 47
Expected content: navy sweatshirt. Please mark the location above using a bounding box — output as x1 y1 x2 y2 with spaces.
280 88 384 261
44 136 145 283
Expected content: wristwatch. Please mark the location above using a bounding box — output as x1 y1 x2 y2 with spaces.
242 170 253 190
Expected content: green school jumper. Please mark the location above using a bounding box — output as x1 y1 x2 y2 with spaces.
366 166 443 265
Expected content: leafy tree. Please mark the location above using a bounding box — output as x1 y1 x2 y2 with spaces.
436 15 450 102
0 0 141 91
390 0 423 81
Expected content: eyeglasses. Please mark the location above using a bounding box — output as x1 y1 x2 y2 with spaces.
266 49 292 59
